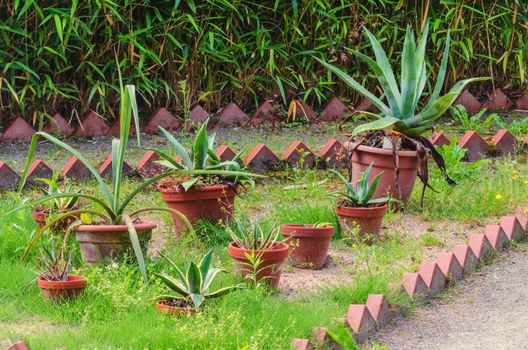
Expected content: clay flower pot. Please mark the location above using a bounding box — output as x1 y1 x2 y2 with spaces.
160 184 236 231
32 210 48 228
37 275 86 301
336 204 388 242
156 299 195 316
228 242 289 288
351 145 418 202
281 224 334 269
74 221 156 265
32 209 80 231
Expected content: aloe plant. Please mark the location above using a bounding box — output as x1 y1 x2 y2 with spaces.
329 164 391 207
35 173 79 214
149 119 259 191
317 22 489 138
156 249 241 309
228 219 281 251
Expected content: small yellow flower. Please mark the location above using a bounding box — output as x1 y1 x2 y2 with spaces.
513 175 519 180
495 194 503 200
524 209 528 215
524 180 528 185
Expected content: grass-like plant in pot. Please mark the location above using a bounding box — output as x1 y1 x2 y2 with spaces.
227 219 289 288
36 236 86 301
16 76 203 282
155 248 241 315
317 22 488 204
281 222 334 270
149 119 261 229
31 174 80 230
330 164 393 242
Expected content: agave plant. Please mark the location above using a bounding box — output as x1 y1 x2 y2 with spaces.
317 22 488 138
329 164 391 208
36 236 72 282
156 248 241 309
35 173 79 214
228 218 281 251
148 119 258 191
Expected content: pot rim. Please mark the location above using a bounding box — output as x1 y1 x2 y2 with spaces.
336 204 388 215
357 144 417 157
156 299 196 314
37 275 86 289
281 224 334 238
228 241 289 261
74 220 157 233
160 184 233 194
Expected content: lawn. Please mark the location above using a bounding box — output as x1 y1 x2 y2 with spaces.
1 141 527 349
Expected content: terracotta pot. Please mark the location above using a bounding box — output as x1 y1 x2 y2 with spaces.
160 185 236 231
74 221 156 265
336 204 388 242
37 275 86 301
351 145 418 202
228 242 289 288
32 210 81 231
156 299 195 316
281 224 334 269
32 210 48 228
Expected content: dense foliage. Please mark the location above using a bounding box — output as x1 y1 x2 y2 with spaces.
0 1 526 126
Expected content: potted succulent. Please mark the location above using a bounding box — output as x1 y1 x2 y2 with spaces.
156 248 241 315
16 76 205 282
281 222 334 269
149 119 261 229
227 219 289 288
330 164 393 242
36 237 86 301
317 23 488 204
31 174 80 230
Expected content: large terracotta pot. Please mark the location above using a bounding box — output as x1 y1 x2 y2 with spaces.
160 185 236 230
281 224 334 269
74 221 156 265
37 275 86 301
351 145 418 202
336 204 388 242
156 299 195 316
228 242 289 288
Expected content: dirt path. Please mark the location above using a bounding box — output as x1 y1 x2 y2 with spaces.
375 246 528 350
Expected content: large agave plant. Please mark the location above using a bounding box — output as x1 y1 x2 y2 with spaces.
317 22 489 138
156 249 241 309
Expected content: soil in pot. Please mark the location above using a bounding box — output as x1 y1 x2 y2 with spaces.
74 221 156 265
160 184 237 231
336 204 388 243
156 299 195 316
37 275 86 301
351 145 418 202
228 242 289 288
281 224 334 269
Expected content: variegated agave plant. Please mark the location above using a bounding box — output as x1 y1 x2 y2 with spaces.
156 249 242 309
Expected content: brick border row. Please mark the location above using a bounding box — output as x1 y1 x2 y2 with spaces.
1 88 527 143
291 209 528 349
1 127 527 190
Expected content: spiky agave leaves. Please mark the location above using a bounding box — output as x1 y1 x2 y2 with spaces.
156 248 242 309
317 22 489 137
329 164 392 207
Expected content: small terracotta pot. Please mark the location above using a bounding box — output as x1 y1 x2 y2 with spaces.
281 224 334 269
32 209 80 231
351 145 418 202
156 299 195 316
32 210 48 228
336 204 388 242
228 242 289 288
37 275 86 301
74 221 156 265
160 185 236 231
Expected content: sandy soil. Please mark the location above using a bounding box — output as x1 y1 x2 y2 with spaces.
374 246 528 350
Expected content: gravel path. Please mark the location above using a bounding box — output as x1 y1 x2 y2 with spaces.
375 246 528 350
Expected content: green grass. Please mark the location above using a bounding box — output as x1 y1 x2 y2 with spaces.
1 157 527 349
